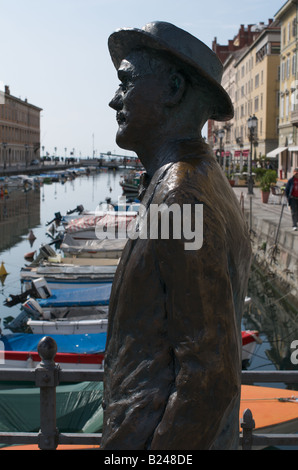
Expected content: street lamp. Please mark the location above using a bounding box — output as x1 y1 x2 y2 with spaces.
24 144 29 168
2 142 7 170
247 115 258 195
218 128 225 169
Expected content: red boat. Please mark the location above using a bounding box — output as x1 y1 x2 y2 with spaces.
242 330 261 365
1 350 104 370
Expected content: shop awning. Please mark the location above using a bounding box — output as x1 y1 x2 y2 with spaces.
266 147 287 158
288 146 298 152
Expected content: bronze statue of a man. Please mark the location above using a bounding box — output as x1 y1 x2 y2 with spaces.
101 22 251 450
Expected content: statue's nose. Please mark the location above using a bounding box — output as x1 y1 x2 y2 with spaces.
109 89 122 110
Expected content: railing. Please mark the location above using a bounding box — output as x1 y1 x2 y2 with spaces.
240 370 298 450
1 336 298 450
0 336 103 450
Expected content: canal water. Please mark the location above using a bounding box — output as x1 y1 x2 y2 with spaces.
0 168 297 384
242 260 298 387
0 168 125 331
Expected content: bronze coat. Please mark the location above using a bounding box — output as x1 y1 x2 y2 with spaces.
101 140 252 450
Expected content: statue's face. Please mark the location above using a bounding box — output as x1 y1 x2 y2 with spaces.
109 51 169 151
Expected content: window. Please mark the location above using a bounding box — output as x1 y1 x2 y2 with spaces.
281 61 285 81
255 74 259 88
254 96 259 112
293 54 296 75
287 57 291 78
291 88 296 111
293 19 297 37
280 95 284 119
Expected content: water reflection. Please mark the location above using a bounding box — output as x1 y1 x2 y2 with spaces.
0 170 126 327
0 188 40 253
243 260 298 388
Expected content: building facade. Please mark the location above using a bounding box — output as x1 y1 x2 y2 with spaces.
209 21 280 173
233 24 280 158
0 86 42 169
274 0 298 178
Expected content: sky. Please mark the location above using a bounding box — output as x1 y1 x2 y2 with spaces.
0 0 285 158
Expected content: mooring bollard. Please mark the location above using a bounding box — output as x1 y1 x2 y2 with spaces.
35 336 60 450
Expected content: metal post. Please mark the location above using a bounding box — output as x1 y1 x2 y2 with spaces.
35 336 60 450
240 408 255 450
248 137 254 195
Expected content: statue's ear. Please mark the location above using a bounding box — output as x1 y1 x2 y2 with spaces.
165 72 186 106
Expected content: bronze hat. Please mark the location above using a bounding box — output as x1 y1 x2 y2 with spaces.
108 21 234 122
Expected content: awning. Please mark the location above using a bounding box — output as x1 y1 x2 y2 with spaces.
288 146 298 152
266 147 287 158
234 150 249 158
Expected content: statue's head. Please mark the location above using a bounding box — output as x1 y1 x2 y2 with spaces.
108 22 233 152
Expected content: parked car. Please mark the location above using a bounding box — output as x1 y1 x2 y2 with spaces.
30 159 40 166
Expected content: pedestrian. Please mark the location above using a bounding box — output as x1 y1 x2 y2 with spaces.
285 168 298 230
101 21 252 450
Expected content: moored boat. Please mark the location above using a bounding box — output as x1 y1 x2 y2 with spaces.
119 171 143 194
27 317 108 335
1 349 104 370
240 384 298 442
20 261 118 290
241 330 262 366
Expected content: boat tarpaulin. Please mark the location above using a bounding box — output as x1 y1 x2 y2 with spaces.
38 283 112 308
0 381 103 436
1 332 107 354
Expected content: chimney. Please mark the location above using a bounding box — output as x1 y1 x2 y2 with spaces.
5 85 10 95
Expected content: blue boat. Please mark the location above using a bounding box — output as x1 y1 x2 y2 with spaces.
4 283 112 334
1 331 107 354
38 283 112 308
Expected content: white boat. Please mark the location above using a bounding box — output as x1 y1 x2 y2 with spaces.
58 211 137 258
27 317 108 335
20 259 118 290
60 234 127 258
64 211 137 238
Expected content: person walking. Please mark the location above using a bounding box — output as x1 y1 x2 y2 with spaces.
285 168 298 230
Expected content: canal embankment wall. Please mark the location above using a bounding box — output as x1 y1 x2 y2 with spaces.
233 187 298 303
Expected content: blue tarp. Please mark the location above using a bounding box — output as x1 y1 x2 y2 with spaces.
38 283 112 308
1 332 107 354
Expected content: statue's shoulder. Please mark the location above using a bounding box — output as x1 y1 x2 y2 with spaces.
161 156 217 194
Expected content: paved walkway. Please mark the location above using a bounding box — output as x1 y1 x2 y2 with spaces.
233 186 297 291
233 186 295 234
